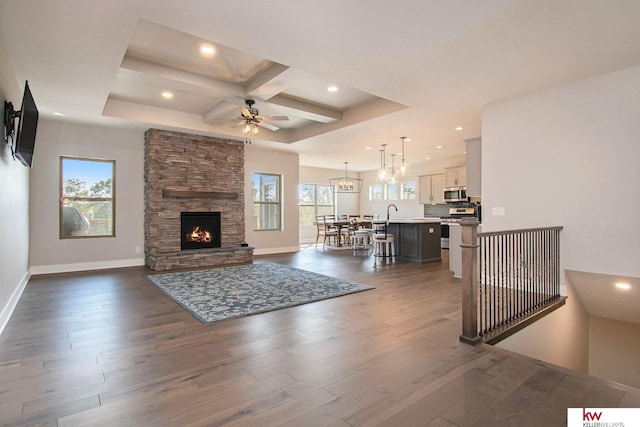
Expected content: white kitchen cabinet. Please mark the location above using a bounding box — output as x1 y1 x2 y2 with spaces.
465 137 481 197
445 166 467 187
418 174 445 204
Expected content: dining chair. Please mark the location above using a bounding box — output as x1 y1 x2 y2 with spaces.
361 214 375 229
329 215 350 245
315 215 339 249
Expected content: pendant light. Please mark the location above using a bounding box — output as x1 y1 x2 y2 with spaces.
399 136 411 177
388 154 398 184
377 144 389 183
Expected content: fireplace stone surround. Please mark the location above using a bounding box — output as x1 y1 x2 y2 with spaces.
144 129 253 271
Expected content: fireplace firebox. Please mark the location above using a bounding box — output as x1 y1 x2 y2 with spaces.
180 212 221 250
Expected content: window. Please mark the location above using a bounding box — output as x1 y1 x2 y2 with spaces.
298 183 334 225
253 173 281 230
369 184 383 201
401 181 416 200
60 157 115 238
385 183 399 200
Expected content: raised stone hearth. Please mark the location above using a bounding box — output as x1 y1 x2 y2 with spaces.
144 129 253 271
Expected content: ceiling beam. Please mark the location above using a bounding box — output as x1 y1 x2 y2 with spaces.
244 63 290 99
120 56 243 98
202 100 239 125
267 94 342 123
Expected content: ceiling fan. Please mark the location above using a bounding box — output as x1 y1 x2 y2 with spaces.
237 99 289 138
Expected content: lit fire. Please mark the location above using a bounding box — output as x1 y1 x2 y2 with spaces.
186 226 212 243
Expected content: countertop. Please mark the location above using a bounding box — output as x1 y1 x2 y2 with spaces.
387 218 441 224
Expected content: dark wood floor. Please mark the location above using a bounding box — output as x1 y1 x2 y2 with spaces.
1 246 638 426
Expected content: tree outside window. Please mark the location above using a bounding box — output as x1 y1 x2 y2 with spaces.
299 183 334 225
253 173 281 231
401 182 416 200
60 157 115 238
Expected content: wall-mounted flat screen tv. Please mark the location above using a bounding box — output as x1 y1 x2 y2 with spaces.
14 81 39 167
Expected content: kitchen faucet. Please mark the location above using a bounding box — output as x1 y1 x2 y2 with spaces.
387 204 398 220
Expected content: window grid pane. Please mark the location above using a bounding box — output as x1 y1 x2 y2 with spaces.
298 183 335 225
60 157 115 238
254 173 282 230
401 182 416 200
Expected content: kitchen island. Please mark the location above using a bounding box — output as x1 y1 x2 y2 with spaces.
387 218 442 263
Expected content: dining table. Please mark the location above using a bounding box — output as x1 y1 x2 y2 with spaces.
323 218 372 247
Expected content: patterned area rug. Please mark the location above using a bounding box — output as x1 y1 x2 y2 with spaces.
146 262 375 323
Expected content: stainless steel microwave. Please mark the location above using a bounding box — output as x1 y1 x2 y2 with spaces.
443 187 467 203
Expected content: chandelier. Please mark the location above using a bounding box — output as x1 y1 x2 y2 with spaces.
330 162 363 193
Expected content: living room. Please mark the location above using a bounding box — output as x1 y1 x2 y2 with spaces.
1 1 639 424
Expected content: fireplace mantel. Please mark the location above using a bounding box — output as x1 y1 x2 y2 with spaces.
162 189 238 199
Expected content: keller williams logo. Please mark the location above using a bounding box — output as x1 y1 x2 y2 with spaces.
583 408 603 421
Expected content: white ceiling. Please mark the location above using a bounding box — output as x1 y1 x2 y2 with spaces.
1 0 639 171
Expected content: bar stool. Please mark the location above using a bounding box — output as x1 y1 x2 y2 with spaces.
352 229 371 253
372 221 395 266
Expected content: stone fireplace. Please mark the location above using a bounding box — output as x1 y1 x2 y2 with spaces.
144 129 253 271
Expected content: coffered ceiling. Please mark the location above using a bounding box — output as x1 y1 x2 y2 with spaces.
107 20 406 145
1 0 639 170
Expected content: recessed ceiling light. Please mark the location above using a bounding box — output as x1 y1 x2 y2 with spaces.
436 145 443 149
425 157 431 160
615 282 631 290
161 91 173 99
365 147 372 150
200 45 215 57
455 126 463 131
327 86 338 92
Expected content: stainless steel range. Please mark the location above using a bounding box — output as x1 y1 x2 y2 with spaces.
440 207 476 249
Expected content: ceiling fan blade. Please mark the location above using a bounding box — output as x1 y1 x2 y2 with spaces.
258 122 279 131
240 107 252 118
258 115 289 122
230 120 247 128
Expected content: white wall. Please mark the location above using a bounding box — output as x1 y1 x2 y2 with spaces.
482 65 640 278
0 30 31 333
0 86 30 333
29 120 145 273
589 316 640 388
487 66 640 373
245 147 299 254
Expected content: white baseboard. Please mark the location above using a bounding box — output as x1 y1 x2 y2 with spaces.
0 270 30 336
30 258 145 275
253 246 300 255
